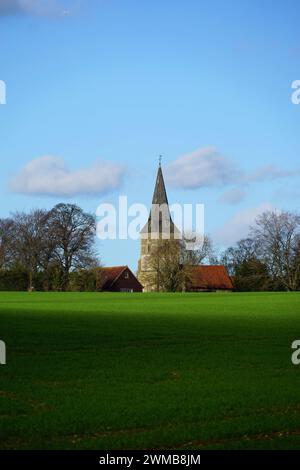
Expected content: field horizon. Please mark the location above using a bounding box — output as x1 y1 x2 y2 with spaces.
1 291 300 450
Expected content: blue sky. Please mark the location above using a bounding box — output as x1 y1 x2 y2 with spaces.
0 0 299 270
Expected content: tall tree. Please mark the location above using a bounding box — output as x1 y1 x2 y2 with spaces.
149 239 184 292
49 203 97 290
250 210 300 291
11 209 50 289
0 218 16 269
148 234 216 292
221 238 259 276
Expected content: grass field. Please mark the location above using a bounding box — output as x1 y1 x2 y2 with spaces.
0 291 300 450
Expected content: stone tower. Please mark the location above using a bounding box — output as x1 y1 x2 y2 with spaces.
137 162 180 292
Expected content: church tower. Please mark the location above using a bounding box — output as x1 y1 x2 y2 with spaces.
137 161 180 292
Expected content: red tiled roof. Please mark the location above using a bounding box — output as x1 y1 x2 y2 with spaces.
187 265 233 290
99 266 127 289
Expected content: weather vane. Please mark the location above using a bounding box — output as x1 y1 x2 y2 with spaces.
159 155 162 167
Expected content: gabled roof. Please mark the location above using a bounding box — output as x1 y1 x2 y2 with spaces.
100 266 128 289
99 266 143 290
187 265 233 290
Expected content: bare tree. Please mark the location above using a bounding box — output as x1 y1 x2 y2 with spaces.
221 238 259 276
250 210 300 291
148 234 217 292
10 209 50 289
181 234 217 266
0 218 16 269
149 239 184 292
48 203 97 290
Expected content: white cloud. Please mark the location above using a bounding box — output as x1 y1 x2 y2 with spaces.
219 187 246 205
0 0 74 17
165 147 299 203
10 156 125 198
165 146 239 189
214 202 274 246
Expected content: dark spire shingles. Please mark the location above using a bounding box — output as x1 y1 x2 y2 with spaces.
151 165 169 205
141 164 179 236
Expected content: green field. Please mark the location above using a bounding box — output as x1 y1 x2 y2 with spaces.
0 291 300 450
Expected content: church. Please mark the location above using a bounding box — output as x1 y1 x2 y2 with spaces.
137 160 181 291
136 162 233 293
99 162 233 293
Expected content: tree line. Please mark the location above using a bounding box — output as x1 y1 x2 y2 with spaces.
0 203 98 291
143 210 300 292
221 210 300 291
0 204 299 292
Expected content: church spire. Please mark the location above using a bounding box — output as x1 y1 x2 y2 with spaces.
140 158 178 237
137 159 181 291
151 160 169 206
